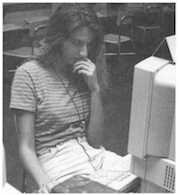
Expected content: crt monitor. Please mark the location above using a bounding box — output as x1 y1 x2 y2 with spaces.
127 56 175 160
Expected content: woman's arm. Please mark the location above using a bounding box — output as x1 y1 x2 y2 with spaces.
87 88 104 148
14 109 55 193
73 59 105 148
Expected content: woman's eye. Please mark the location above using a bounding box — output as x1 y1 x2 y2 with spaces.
73 40 80 46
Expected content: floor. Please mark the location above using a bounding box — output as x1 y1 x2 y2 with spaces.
3 30 166 192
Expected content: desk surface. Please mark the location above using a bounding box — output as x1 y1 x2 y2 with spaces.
24 16 49 24
3 23 22 32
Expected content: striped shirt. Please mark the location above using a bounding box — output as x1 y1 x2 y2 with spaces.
10 60 91 151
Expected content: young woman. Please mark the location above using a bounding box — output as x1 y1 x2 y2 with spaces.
10 4 128 193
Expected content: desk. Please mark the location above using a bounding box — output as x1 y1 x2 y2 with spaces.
3 23 22 32
24 15 49 24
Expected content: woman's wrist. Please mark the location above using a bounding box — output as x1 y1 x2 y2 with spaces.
90 85 100 93
38 180 57 193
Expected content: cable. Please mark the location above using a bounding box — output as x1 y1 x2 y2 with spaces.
51 64 86 128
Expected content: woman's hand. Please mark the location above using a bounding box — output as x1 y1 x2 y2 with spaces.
38 181 70 193
38 181 56 193
73 58 100 92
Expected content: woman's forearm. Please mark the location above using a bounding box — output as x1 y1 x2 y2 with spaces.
86 88 104 148
15 111 53 190
19 145 52 189
74 58 105 147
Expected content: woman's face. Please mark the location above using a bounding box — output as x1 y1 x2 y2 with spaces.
60 26 94 72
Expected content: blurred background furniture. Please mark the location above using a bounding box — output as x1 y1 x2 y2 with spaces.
134 5 163 45
3 23 47 59
104 14 136 63
3 23 47 88
133 5 165 57
3 3 50 76
3 25 31 58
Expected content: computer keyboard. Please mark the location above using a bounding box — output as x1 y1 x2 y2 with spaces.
88 169 131 184
51 154 140 193
87 154 136 190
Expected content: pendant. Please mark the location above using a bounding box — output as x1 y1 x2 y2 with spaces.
80 121 86 130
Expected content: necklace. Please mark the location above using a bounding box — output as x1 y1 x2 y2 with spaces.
51 65 86 130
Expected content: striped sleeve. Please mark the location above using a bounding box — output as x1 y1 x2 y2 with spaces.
10 66 37 112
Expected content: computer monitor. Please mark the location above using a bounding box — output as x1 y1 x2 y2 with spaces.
127 35 176 193
127 56 175 160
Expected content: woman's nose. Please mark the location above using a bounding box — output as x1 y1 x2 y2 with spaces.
79 45 88 58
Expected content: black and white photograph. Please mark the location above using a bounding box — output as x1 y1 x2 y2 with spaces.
2 1 176 193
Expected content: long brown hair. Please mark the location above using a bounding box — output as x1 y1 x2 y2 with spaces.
36 3 109 91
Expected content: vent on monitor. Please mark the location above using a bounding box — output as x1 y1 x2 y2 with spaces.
163 165 175 192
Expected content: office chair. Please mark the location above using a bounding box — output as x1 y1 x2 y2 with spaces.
104 14 136 63
31 24 48 56
21 169 28 193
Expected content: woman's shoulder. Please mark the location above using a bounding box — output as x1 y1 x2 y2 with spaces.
17 60 42 73
15 60 52 84
16 60 50 79
13 60 49 83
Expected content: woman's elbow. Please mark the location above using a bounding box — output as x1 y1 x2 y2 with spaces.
18 143 35 161
88 134 103 148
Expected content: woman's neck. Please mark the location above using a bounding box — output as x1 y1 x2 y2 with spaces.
50 58 88 90
51 58 71 79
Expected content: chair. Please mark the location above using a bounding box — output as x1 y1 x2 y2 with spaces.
4 24 47 193
2 145 21 193
31 24 48 56
3 24 47 82
104 14 136 63
134 5 163 47
21 169 29 193
3 24 47 59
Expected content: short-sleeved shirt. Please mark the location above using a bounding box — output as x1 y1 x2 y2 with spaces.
10 60 91 151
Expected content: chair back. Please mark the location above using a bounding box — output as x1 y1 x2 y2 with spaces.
31 24 47 56
134 5 162 27
104 10 136 60
146 5 162 25
147 5 162 13
118 15 134 40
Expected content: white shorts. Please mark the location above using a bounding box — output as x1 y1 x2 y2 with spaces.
37 136 127 184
